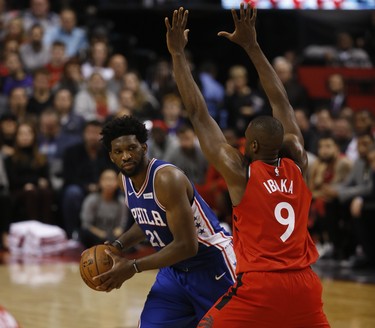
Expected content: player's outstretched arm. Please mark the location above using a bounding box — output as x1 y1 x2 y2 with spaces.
219 4 307 173
165 8 244 182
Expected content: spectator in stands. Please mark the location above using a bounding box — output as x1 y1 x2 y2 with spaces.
74 72 119 122
294 108 319 154
107 53 128 95
361 11 375 64
313 73 348 119
26 67 53 116
81 39 113 81
45 41 66 89
2 52 33 96
224 64 265 136
61 120 114 238
79 168 128 248
165 123 208 186
321 131 374 260
310 108 334 154
147 119 178 161
53 57 85 96
115 88 138 118
4 121 55 224
22 0 60 33
19 23 50 73
44 8 88 59
308 134 353 259
0 151 10 250
304 31 373 68
198 60 225 124
343 109 375 162
0 0 21 43
53 88 85 137
0 38 21 82
350 146 375 268
147 57 177 104
326 74 347 118
272 56 310 113
332 117 357 162
0 113 17 157
353 109 374 137
1 17 25 45
6 87 36 124
160 93 186 139
38 108 81 192
123 70 159 120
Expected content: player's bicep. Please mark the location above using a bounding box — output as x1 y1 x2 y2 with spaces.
155 169 197 249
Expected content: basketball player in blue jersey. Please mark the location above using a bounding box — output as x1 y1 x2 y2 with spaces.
94 115 236 328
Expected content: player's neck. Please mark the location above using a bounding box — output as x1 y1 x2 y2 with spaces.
129 158 151 192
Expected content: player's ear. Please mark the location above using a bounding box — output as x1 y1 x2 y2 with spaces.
108 152 115 163
142 143 148 154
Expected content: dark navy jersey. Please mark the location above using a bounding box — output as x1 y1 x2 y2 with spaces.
122 158 236 276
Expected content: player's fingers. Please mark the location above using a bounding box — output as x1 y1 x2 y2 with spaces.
218 31 231 39
104 248 116 258
171 9 178 27
246 3 251 20
240 2 245 21
231 8 238 24
93 272 109 283
181 9 189 29
165 17 171 30
184 29 189 40
105 286 114 293
177 7 184 26
251 7 257 22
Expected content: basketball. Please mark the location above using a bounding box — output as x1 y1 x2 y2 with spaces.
79 244 121 291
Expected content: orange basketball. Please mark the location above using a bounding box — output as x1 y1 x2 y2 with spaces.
79 244 121 291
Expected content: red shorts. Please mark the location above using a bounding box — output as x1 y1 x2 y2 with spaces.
198 267 330 328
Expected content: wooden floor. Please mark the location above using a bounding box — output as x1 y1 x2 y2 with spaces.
1 250 375 328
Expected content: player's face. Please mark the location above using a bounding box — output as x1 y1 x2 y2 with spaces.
109 135 147 177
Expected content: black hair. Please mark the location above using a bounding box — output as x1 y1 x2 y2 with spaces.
250 115 284 151
100 115 148 151
251 116 284 139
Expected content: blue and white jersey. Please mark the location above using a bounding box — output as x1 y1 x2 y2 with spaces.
122 158 236 278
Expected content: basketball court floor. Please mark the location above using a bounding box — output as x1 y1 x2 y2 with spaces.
1 245 375 328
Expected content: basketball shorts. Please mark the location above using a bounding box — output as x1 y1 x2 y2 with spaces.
138 258 235 328
198 266 331 328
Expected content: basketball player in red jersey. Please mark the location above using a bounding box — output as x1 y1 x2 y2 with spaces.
165 4 330 327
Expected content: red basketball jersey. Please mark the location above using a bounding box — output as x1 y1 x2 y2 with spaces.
232 158 318 274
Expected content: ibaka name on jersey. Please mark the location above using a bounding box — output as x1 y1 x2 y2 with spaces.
131 208 167 226
263 179 294 194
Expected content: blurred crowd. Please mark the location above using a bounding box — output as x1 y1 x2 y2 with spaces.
0 0 374 269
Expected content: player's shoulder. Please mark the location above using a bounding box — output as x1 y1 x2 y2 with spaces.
155 164 188 185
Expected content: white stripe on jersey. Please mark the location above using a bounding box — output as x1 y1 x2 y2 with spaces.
152 164 172 211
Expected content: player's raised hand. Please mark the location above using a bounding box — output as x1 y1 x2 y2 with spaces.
218 3 257 51
165 7 189 56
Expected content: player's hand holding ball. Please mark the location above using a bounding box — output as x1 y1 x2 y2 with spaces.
80 243 137 292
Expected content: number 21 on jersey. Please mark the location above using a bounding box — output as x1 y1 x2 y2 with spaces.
145 230 166 247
